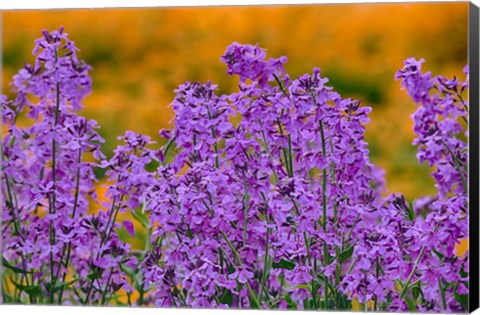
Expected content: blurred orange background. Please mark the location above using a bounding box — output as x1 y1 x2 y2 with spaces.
1 2 468 201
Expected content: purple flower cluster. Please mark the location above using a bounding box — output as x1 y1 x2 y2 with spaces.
220 42 287 86
396 58 468 197
389 59 469 312
142 42 388 310
1 29 469 312
1 28 135 305
333 59 469 312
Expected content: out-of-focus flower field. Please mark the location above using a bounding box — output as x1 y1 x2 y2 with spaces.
2 3 468 201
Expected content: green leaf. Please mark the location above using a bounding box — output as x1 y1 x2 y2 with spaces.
87 269 103 281
45 279 79 293
249 296 260 309
326 297 335 309
432 249 444 260
59 278 79 288
454 283 468 308
303 298 310 310
2 256 33 275
404 296 417 311
103 293 122 304
227 264 236 274
407 201 415 220
412 286 422 301
284 293 297 309
10 277 42 296
459 267 469 279
272 259 295 270
338 244 355 264
337 292 352 310
219 289 233 306
132 210 149 229
119 262 133 275
25 285 42 296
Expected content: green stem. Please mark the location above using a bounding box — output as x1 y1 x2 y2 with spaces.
319 121 327 232
273 73 288 98
374 257 379 311
243 179 249 247
100 268 114 305
303 232 318 309
0 138 22 235
162 136 177 165
0 139 31 292
71 148 82 219
48 81 61 304
275 117 293 178
84 196 122 304
328 138 341 309
290 198 317 309
259 121 279 183
439 279 446 310
319 121 330 309
169 291 179 307
102 195 124 251
57 243 71 304
259 221 270 302
221 232 261 308
364 283 368 311
1 276 8 302
126 292 132 306
440 139 468 194
58 147 82 304
274 111 318 309
207 110 220 168
346 257 357 275
174 285 187 307
287 135 294 177
203 189 259 307
455 91 469 115
345 214 360 249
400 246 426 298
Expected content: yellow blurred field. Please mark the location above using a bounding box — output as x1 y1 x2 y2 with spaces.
2 2 469 251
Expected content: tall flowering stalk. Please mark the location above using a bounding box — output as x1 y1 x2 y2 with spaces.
390 59 469 312
0 29 470 312
0 28 132 305
142 43 385 309
336 59 469 313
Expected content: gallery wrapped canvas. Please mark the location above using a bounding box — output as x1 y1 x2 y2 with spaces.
0 1 478 313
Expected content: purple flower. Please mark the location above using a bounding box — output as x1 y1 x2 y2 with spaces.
1 32 470 312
